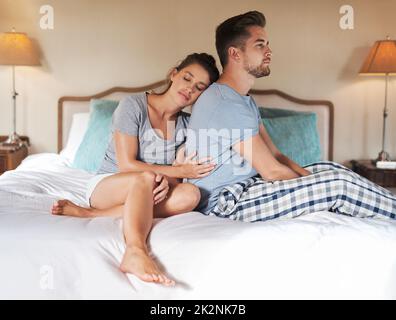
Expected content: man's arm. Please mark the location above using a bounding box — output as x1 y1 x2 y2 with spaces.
258 123 311 177
233 133 299 181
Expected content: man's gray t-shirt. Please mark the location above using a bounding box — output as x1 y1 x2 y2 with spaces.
186 83 261 214
98 92 190 174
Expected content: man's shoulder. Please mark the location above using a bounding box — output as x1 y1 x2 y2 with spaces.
194 83 223 106
195 83 247 110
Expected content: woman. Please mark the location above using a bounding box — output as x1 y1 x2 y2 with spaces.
52 53 220 286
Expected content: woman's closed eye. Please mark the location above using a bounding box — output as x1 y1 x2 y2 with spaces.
184 77 206 91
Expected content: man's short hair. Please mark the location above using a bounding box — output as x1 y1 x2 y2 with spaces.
215 11 266 68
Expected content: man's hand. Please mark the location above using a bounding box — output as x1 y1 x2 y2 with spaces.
298 168 312 177
275 153 312 177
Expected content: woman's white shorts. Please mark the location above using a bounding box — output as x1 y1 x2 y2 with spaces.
86 173 114 206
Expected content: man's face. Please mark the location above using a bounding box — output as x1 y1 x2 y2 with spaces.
241 26 272 78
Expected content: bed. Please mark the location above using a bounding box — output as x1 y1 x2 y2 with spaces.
0 82 395 300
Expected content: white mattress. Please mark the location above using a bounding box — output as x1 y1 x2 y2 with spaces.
0 154 395 299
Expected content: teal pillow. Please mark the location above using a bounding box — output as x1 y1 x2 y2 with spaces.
72 99 119 173
259 107 322 166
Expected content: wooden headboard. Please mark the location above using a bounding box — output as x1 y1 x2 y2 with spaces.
58 82 334 160
250 88 334 161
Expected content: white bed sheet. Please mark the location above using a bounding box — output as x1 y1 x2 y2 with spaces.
0 154 395 299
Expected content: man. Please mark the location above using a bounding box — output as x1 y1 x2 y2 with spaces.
186 11 396 221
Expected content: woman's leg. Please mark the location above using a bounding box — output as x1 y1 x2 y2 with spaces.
51 201 124 217
95 171 177 285
115 171 173 285
51 178 200 218
52 172 200 285
153 177 201 218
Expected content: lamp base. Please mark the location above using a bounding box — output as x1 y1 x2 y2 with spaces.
1 132 24 147
375 150 391 162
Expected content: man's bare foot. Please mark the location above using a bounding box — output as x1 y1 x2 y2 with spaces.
51 200 92 217
120 246 175 286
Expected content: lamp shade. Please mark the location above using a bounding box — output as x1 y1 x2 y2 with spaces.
0 31 40 66
359 38 396 75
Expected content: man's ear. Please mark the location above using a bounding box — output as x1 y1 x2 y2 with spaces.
169 68 178 82
228 46 241 63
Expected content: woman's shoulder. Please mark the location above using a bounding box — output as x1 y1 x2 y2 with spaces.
120 92 146 107
112 93 148 127
117 93 147 115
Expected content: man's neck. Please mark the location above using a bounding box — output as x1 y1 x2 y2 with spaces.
217 68 255 96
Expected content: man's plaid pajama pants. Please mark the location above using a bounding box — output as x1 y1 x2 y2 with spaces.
209 161 396 222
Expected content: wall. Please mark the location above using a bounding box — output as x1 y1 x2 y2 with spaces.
0 0 395 164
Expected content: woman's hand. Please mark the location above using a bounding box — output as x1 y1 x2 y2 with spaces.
174 151 216 179
153 174 169 205
173 145 187 166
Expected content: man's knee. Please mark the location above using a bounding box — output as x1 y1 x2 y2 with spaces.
336 169 354 180
327 169 354 193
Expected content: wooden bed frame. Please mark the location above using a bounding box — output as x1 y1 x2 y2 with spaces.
58 81 334 160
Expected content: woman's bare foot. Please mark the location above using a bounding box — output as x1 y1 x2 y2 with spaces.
120 246 175 286
51 200 92 217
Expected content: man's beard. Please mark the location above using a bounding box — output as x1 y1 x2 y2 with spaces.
244 61 271 78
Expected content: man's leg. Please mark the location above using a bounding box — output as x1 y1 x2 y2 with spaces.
305 161 394 197
212 167 396 222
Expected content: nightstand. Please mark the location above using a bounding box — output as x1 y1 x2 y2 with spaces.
0 136 30 175
350 160 396 188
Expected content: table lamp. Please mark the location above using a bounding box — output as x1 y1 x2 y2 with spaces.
359 36 396 163
0 29 40 146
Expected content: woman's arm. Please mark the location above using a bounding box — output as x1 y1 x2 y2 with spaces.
114 131 215 178
258 123 311 177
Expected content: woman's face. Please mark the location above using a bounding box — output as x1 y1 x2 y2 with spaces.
169 63 211 107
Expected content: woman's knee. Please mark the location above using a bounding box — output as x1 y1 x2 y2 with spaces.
179 183 201 211
128 171 156 189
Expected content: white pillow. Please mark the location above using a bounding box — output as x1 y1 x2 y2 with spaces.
59 112 90 163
